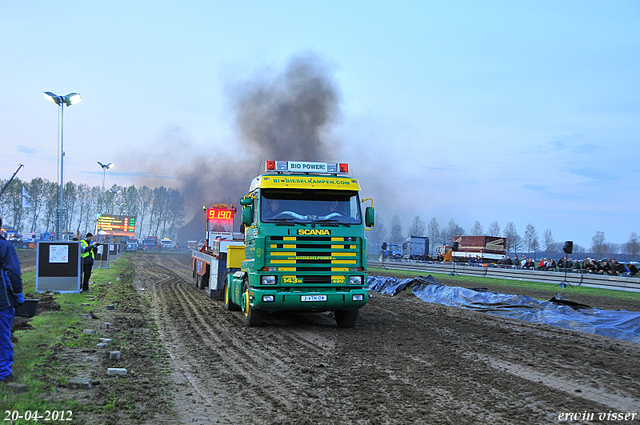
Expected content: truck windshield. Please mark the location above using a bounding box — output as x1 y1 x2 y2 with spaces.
261 189 362 225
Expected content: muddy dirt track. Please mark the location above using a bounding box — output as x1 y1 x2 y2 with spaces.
120 253 639 425
14 249 640 424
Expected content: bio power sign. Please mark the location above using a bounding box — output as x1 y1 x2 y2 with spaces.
287 161 327 173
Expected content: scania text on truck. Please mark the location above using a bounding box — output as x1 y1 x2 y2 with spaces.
226 160 374 327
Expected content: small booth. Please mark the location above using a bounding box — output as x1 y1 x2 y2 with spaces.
94 244 111 269
35 241 81 293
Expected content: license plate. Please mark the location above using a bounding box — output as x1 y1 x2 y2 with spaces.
301 295 327 302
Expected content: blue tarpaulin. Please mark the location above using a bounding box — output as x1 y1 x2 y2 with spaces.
367 276 415 295
368 275 640 344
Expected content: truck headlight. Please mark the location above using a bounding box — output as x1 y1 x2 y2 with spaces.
262 295 275 302
352 294 364 301
261 276 276 285
349 276 362 285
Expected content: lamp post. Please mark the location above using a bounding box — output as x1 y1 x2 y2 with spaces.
43 92 82 240
97 162 114 191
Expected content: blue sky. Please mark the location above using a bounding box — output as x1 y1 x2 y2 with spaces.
2 1 639 249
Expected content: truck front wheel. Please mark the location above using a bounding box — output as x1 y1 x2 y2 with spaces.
224 281 240 311
242 281 263 327
335 309 359 328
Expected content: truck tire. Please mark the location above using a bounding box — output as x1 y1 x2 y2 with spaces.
335 309 359 328
223 281 240 311
199 272 209 290
242 281 262 327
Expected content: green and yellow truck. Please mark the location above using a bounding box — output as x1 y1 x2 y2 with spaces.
221 160 374 327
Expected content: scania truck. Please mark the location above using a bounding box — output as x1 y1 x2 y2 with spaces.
223 160 374 327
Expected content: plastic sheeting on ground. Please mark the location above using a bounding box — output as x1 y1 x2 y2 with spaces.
367 276 415 295
367 275 640 344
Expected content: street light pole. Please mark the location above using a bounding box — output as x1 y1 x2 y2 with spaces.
97 162 114 191
43 92 82 240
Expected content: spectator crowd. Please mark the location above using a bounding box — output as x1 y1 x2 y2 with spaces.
492 254 639 277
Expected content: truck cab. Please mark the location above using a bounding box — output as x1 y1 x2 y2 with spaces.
227 160 374 327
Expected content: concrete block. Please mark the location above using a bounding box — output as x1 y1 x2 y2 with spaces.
68 377 92 389
82 314 93 320
107 351 121 360
83 329 96 335
102 322 112 329
106 304 115 310
5 383 27 393
98 338 111 344
107 368 127 376
81 303 90 307
96 343 107 348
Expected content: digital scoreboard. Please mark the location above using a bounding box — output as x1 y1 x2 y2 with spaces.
206 208 234 233
207 209 234 221
97 215 136 236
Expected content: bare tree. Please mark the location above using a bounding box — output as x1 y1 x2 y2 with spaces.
408 215 426 237
25 178 47 233
63 181 79 233
523 224 539 256
6 178 23 231
72 183 92 235
136 186 153 239
503 222 520 254
591 231 609 257
470 221 483 236
165 188 185 238
427 217 439 253
488 221 501 237
442 219 465 246
43 181 59 232
0 179 10 219
84 186 101 235
120 185 139 217
624 232 640 258
389 215 403 245
543 229 555 258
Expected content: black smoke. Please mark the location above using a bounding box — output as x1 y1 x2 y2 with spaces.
159 53 342 243
233 53 341 160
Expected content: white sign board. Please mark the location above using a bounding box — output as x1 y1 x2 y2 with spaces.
49 245 69 263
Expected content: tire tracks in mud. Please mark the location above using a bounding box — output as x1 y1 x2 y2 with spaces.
131 254 640 425
136 257 340 424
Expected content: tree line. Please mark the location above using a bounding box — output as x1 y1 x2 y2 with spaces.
0 177 186 241
367 214 640 259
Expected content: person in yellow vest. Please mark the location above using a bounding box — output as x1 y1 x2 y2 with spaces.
80 233 98 291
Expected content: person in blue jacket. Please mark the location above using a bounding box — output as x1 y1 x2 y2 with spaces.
0 218 24 381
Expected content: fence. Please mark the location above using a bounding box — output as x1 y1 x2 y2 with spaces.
368 259 640 293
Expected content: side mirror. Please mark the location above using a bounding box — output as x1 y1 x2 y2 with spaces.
365 206 375 228
242 205 253 227
240 197 253 206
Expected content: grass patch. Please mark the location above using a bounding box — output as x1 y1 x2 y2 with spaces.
369 266 640 303
0 257 135 420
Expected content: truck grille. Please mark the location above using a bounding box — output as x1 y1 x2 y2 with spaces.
266 235 361 284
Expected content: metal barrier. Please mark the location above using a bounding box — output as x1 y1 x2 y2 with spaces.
369 260 640 293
